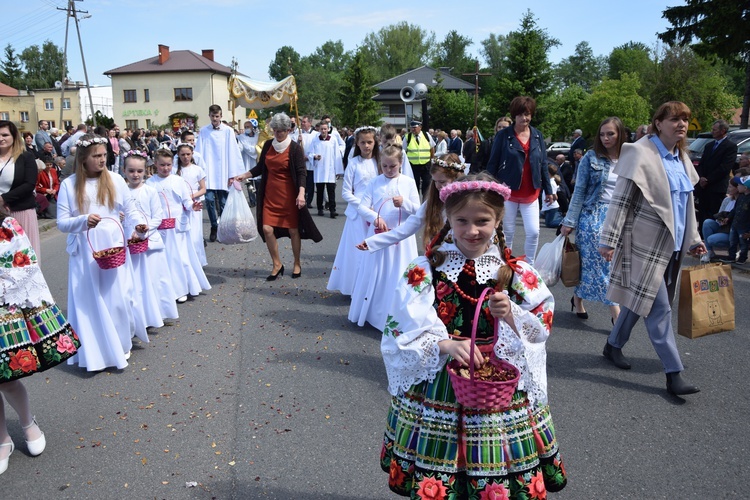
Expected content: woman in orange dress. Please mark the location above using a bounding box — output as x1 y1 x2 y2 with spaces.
236 113 321 280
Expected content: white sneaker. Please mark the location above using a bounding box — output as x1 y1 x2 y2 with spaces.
176 295 188 303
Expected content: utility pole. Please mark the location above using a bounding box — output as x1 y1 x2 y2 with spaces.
57 0 96 128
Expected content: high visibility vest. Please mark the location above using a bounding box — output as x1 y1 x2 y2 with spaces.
406 132 431 165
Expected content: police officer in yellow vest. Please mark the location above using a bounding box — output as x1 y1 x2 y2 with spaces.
403 120 435 197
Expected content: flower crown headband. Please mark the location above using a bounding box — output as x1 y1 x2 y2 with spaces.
123 150 149 160
176 142 194 150
431 156 465 172
354 125 378 137
439 180 511 202
75 136 107 148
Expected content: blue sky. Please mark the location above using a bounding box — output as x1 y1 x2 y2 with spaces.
3 0 682 87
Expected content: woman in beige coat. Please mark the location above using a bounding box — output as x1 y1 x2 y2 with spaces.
599 101 707 396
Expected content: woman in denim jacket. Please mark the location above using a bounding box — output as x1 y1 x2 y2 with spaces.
486 96 554 264
560 117 626 324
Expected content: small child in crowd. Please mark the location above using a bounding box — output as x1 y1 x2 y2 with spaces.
146 149 211 303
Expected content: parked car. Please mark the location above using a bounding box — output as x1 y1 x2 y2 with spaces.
546 142 571 158
689 129 750 171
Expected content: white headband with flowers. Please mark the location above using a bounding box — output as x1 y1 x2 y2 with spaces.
75 136 108 148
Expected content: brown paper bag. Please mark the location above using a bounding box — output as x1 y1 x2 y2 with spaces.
560 236 580 287
677 263 735 339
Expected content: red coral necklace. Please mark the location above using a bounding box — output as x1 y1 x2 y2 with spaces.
450 260 479 305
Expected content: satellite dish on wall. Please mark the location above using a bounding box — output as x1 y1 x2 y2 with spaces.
54 81 62 89
414 83 428 99
400 86 415 102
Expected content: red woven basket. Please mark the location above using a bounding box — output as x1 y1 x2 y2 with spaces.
157 191 175 230
447 287 520 410
87 217 127 270
127 209 150 255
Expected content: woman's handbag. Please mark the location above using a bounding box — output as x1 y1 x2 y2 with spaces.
560 235 580 287
677 262 735 339
447 287 520 410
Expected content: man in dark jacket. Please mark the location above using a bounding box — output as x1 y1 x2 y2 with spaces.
568 128 586 163
695 120 738 234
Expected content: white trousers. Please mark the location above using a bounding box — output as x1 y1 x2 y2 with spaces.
503 200 540 265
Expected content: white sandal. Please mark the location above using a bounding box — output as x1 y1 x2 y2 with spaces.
22 418 46 456
0 440 14 474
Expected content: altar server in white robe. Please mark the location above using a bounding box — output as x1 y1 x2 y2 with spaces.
308 122 344 218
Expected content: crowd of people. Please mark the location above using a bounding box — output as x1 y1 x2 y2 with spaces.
4 96 744 498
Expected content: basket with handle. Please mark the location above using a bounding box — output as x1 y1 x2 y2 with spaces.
127 209 150 255
373 197 402 234
447 287 520 410
87 217 127 270
157 191 175 229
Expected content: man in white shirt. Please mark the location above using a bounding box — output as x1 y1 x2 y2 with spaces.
299 115 315 205
194 104 244 242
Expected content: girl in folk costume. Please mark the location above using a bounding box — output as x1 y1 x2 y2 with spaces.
0 209 80 474
380 173 567 498
57 134 148 370
176 144 208 267
327 126 380 295
357 153 466 253
146 149 211 303
123 151 179 325
348 146 420 330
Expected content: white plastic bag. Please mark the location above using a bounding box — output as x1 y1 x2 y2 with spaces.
535 234 564 286
217 181 258 244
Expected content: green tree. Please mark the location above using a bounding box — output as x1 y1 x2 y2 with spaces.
538 85 590 141
306 40 351 73
427 75 482 133
607 42 654 80
431 30 477 81
480 33 510 75
648 45 739 131
361 22 436 82
268 46 302 81
0 44 23 88
659 0 750 127
18 40 65 89
85 111 114 129
554 41 606 92
496 10 560 105
338 49 381 128
579 73 651 136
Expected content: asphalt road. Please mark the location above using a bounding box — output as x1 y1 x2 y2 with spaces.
3 196 749 499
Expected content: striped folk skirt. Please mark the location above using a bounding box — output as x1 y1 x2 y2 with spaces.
381 364 567 499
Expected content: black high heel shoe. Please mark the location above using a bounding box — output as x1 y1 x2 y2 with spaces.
292 268 302 279
570 296 588 319
266 265 284 281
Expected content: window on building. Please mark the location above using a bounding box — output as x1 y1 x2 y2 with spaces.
144 89 150 103
44 99 54 110
125 119 138 130
63 120 72 129
124 90 137 103
48 121 55 128
174 88 193 101
62 98 71 110
19 111 29 122
145 119 152 129
0 112 9 121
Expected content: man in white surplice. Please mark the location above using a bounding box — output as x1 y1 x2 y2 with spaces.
195 104 244 242
308 122 343 218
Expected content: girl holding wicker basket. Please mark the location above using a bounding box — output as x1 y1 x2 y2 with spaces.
380 172 567 498
57 134 148 370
